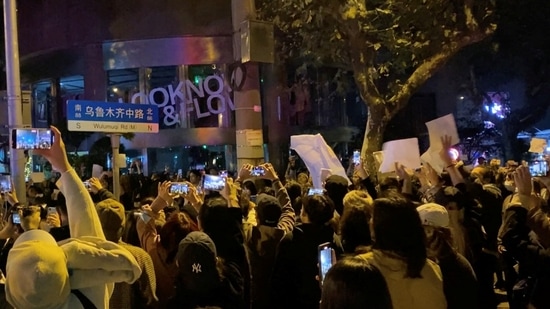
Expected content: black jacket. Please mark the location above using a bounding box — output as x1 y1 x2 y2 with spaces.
167 261 244 309
439 252 479 309
271 223 335 309
501 206 550 309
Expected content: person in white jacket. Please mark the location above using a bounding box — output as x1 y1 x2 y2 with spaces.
4 126 141 309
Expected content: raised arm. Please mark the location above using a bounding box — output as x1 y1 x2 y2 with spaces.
34 127 105 240
439 135 465 186
262 163 295 233
88 177 116 202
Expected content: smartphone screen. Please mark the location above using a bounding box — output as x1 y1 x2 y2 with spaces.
529 161 548 177
12 213 21 224
47 207 57 216
0 175 11 192
308 188 324 196
203 175 225 191
251 166 265 177
318 242 335 285
12 128 53 150
353 150 360 165
170 182 189 195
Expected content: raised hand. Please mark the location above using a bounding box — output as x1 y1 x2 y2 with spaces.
237 164 253 181
261 163 279 181
415 167 429 189
439 135 454 166
88 177 103 194
394 162 411 181
182 181 203 207
33 126 71 173
47 212 61 228
157 181 173 205
424 163 441 187
513 166 532 196
221 177 239 207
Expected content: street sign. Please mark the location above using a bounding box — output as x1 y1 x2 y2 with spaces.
67 100 159 133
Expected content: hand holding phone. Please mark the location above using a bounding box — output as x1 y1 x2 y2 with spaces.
0 175 12 193
318 242 336 285
308 188 324 196
203 175 225 191
12 213 21 225
47 207 58 216
12 128 53 150
251 166 265 177
353 150 360 165
170 182 189 195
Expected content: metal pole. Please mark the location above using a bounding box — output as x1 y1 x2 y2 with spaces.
4 0 26 204
232 0 265 168
110 134 121 200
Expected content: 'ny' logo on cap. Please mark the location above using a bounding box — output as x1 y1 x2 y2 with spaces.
192 263 202 273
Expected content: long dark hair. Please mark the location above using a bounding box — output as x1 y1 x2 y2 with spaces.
160 211 199 263
340 204 372 253
321 257 393 309
372 197 427 278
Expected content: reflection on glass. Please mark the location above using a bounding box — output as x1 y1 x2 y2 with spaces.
106 65 234 130
60 75 85 120
107 68 140 103
32 80 52 128
146 145 229 176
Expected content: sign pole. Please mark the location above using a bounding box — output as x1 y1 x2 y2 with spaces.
110 134 121 201
4 0 26 204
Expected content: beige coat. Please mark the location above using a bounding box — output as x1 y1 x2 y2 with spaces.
359 250 447 309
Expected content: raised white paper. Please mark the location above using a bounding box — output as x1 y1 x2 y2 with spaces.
420 148 446 174
379 138 421 173
425 114 460 150
92 164 104 178
291 134 351 189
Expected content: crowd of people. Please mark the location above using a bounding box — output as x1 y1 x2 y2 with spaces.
0 128 548 309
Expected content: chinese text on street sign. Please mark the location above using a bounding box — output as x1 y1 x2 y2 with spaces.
67 100 159 133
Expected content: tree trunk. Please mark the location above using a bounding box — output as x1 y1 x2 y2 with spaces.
361 105 387 177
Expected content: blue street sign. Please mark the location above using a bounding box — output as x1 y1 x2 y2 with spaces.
66 100 159 133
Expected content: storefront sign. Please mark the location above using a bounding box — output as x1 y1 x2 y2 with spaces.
126 75 235 127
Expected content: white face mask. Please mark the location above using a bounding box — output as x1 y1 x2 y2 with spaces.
504 180 515 192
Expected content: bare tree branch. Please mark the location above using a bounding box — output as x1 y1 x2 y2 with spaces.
389 26 495 117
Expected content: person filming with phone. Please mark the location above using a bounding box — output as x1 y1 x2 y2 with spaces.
2 127 142 309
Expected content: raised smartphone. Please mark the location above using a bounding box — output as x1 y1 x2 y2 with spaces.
12 128 53 150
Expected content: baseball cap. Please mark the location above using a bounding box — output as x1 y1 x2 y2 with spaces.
176 231 220 292
255 193 282 226
416 203 449 227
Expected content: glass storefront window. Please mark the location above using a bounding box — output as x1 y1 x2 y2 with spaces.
107 68 140 103
32 80 52 128
106 65 235 130
186 65 234 128
60 75 85 121
146 145 229 176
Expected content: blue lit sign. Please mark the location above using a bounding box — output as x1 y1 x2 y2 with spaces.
66 100 159 133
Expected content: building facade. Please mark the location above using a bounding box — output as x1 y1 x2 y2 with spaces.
16 0 254 174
